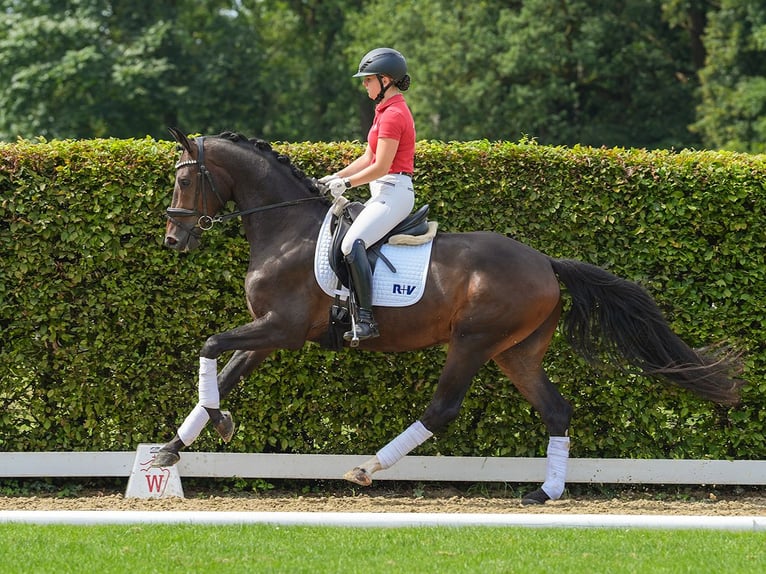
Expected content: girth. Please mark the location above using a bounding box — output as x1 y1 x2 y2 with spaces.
328 203 430 288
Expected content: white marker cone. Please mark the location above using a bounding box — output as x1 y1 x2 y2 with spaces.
125 443 184 499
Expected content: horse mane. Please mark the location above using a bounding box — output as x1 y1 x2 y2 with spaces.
214 131 323 197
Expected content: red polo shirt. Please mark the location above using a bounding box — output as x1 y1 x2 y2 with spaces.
368 94 415 174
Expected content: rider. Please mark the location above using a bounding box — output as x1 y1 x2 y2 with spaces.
320 47 416 342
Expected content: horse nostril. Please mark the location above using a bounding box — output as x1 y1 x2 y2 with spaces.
164 235 178 247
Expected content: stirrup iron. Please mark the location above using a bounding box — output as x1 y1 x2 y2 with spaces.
348 311 360 348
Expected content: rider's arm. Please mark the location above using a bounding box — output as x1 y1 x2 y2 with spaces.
338 138 398 188
335 145 375 180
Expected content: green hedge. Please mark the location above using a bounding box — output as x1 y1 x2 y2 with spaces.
1 137 764 461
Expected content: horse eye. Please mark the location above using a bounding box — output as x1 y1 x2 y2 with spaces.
179 178 192 187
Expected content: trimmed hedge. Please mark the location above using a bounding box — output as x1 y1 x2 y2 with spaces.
1 137 764 461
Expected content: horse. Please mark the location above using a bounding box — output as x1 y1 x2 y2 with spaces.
156 127 745 505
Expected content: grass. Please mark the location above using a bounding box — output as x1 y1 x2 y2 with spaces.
0 524 764 573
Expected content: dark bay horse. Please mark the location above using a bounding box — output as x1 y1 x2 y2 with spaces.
156 128 744 504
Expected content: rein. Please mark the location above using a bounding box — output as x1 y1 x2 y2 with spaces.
167 136 325 231
202 196 325 229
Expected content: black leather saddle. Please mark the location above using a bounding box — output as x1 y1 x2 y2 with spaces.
329 202 430 288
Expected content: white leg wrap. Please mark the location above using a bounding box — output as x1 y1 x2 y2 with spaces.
176 404 210 446
376 421 433 469
198 357 219 408
541 436 570 500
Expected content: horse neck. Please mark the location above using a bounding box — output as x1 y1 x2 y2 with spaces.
230 163 324 256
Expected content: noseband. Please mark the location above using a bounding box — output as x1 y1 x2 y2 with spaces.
166 136 325 234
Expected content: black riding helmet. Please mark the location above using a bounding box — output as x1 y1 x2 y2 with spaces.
353 47 410 102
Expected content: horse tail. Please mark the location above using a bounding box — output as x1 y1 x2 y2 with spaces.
548 258 745 406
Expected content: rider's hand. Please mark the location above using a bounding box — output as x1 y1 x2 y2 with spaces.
327 177 351 199
318 174 339 185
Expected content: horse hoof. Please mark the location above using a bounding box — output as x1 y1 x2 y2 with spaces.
213 410 235 443
343 467 372 486
152 449 180 468
521 488 551 506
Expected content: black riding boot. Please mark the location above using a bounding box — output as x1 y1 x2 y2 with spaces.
344 239 379 343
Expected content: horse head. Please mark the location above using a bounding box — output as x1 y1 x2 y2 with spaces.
164 127 232 252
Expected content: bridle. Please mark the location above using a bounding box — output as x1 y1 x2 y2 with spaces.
166 136 325 234
166 136 227 234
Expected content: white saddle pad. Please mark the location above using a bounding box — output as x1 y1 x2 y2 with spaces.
313 208 433 307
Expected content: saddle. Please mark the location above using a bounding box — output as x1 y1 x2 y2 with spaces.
317 201 432 350
328 202 431 288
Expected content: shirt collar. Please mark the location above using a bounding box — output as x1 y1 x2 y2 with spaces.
376 93 404 112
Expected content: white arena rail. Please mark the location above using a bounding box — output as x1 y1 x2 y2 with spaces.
1 452 765 485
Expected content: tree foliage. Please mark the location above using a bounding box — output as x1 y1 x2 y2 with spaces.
0 1 177 138
0 1 764 148
692 0 766 152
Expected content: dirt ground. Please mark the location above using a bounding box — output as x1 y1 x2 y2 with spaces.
2 482 766 516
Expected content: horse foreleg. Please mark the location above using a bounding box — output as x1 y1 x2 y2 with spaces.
153 350 265 467
202 348 272 441
344 344 484 486
193 356 235 442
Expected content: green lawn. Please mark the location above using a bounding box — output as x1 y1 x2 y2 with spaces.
1 524 764 573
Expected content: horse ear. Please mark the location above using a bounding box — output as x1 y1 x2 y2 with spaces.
168 127 193 154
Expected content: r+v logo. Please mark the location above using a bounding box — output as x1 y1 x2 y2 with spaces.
392 283 416 295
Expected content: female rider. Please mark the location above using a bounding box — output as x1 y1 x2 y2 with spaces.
320 47 416 342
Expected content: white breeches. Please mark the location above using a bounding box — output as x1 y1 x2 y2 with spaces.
340 174 414 255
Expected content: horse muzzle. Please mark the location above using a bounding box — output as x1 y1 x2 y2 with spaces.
164 214 202 252
164 231 200 252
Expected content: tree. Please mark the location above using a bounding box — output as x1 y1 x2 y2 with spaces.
0 0 366 141
348 0 701 148
233 0 367 141
0 1 181 139
1 0 761 148
692 0 766 152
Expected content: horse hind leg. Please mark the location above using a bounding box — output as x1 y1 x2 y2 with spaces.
492 305 574 505
344 340 488 486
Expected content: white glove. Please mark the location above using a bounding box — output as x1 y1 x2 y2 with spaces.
318 174 339 184
327 177 351 199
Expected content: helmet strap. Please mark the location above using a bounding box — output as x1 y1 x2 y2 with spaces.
375 74 392 103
